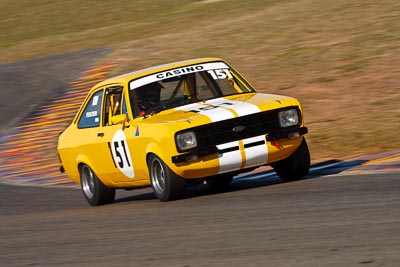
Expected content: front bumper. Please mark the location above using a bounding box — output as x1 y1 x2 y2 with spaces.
266 126 308 141
172 126 308 163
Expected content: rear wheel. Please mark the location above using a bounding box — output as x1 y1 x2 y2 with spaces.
148 155 186 201
80 164 115 206
273 137 310 182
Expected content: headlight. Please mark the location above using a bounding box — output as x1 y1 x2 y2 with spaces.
278 109 299 127
176 131 197 151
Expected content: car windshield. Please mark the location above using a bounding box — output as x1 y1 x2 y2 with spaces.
129 61 255 116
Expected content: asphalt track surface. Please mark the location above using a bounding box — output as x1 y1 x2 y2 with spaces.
0 48 109 128
1 171 400 267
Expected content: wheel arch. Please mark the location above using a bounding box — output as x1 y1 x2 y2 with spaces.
145 142 171 167
75 155 111 187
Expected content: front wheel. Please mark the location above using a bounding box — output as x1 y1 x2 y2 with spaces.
80 164 116 206
148 155 186 202
272 137 310 182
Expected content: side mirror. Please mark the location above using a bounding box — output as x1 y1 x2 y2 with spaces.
110 114 129 127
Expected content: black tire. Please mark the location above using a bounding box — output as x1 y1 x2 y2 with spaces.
148 155 186 202
205 174 233 190
272 137 310 182
80 164 116 206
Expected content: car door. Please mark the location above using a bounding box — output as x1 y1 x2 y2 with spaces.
97 85 140 184
75 88 114 180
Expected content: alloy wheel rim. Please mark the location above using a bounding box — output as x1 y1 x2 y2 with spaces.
151 158 165 194
81 166 94 199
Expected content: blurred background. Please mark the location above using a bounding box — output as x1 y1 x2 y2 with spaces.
1 0 399 160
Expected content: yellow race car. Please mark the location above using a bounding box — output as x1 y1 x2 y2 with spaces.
57 58 310 206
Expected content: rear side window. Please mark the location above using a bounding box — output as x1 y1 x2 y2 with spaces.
78 90 103 128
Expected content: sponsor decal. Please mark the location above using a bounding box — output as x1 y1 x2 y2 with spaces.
92 95 99 106
233 126 245 133
129 62 229 89
86 111 97 118
156 65 204 79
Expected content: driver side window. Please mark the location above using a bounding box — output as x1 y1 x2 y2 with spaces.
77 90 103 129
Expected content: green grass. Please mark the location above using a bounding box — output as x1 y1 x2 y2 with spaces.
1 0 400 160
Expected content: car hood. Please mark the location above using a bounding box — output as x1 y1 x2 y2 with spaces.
141 92 300 130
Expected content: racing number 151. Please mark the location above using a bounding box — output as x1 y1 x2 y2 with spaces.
113 140 131 168
207 69 233 80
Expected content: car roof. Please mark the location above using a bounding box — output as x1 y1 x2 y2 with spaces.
93 57 224 89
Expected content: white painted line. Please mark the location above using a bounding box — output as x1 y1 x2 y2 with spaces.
234 161 347 182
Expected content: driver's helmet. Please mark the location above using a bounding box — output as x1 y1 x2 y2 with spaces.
136 82 163 112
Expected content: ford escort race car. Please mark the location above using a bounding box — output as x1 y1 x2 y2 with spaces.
57 58 310 206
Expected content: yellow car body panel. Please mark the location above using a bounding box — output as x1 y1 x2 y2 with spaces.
57 58 308 190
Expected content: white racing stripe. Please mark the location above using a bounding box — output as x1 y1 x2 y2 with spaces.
243 135 268 169
175 102 234 122
217 141 242 174
206 99 261 116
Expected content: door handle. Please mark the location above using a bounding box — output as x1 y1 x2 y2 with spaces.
97 132 104 137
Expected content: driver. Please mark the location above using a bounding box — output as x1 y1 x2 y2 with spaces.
135 82 163 114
